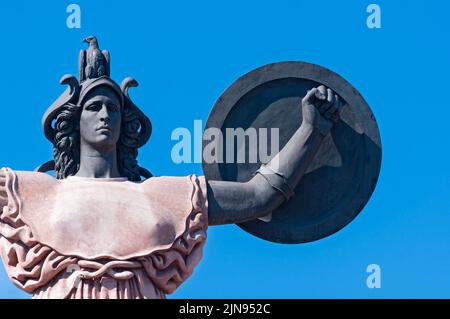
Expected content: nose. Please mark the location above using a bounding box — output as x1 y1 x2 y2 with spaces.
98 103 110 122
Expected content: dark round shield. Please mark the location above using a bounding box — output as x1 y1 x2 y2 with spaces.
202 61 382 244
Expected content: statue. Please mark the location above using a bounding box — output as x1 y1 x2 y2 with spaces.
0 37 381 298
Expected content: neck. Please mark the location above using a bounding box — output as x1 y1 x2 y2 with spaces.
76 143 121 178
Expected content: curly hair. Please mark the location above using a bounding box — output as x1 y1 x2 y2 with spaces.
53 103 142 181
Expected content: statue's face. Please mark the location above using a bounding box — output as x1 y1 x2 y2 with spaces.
79 86 122 149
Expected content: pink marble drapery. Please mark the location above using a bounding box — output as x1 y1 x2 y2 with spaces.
0 168 208 299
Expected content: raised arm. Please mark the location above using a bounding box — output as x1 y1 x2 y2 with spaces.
207 85 342 226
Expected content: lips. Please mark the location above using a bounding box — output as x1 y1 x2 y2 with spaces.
96 126 111 132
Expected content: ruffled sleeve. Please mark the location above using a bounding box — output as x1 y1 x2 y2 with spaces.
0 167 77 293
139 174 208 294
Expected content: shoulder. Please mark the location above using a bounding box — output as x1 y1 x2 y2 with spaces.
141 175 206 195
0 168 57 208
12 169 57 190
1 167 56 183
140 174 208 216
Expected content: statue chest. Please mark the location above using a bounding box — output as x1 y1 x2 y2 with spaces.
19 176 190 260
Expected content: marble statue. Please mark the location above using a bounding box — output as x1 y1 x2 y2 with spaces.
0 36 377 299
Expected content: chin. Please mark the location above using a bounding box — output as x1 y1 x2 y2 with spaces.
91 135 118 148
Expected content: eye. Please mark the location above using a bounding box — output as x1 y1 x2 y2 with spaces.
85 102 101 111
107 103 120 112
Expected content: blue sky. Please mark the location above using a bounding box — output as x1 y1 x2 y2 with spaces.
1 0 449 298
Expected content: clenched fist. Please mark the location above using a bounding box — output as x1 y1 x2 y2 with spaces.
301 85 343 136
